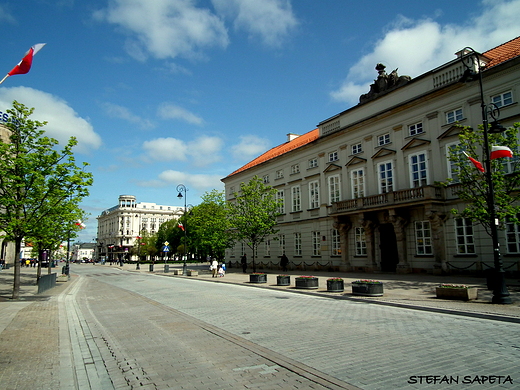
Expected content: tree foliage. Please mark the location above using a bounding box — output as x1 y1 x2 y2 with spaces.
443 123 520 235
0 101 93 298
189 189 232 261
227 176 281 272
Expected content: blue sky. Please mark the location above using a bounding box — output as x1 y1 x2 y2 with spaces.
1 0 519 243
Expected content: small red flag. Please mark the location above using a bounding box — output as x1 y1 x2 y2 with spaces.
0 44 46 85
178 223 185 231
463 151 484 173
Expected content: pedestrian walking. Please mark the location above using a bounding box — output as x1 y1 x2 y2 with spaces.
280 253 289 272
241 254 247 273
218 262 226 277
211 258 219 278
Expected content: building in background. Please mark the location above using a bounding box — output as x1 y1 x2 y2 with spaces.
96 195 184 262
72 242 96 262
222 37 520 274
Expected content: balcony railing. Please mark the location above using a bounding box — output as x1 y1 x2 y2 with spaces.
331 185 446 214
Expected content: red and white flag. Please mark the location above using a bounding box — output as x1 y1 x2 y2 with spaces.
490 145 513 160
0 43 46 85
178 223 185 231
75 220 86 229
463 151 484 173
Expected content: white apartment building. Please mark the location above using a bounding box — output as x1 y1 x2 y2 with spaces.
96 195 184 262
222 37 520 274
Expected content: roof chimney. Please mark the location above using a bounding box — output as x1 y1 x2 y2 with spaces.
287 133 300 142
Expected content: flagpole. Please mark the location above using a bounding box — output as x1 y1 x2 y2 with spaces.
0 74 9 85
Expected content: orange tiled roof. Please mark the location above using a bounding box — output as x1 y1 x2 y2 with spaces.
225 128 319 178
484 36 520 68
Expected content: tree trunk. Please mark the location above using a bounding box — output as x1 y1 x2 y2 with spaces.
12 237 22 299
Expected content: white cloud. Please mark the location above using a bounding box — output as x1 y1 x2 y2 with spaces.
212 0 298 46
139 169 223 191
330 0 520 105
157 102 204 125
230 134 271 160
0 87 102 154
0 4 16 24
142 135 223 166
93 0 229 61
142 137 187 161
102 102 155 129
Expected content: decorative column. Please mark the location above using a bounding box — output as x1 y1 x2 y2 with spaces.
361 217 378 272
334 216 352 271
389 211 410 273
426 210 448 274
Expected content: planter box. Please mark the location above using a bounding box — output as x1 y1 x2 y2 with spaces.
436 287 478 301
173 269 181 275
295 277 319 289
187 270 198 276
351 282 384 296
277 275 290 286
327 279 344 292
249 274 267 283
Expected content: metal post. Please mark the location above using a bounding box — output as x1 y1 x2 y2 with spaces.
177 184 188 276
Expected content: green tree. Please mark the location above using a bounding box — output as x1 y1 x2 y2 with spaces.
227 176 281 273
189 189 232 261
156 218 183 260
0 101 93 299
444 123 520 234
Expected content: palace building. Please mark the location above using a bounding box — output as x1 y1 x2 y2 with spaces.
222 37 520 274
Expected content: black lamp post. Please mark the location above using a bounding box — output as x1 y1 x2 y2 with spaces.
177 184 188 276
459 47 511 304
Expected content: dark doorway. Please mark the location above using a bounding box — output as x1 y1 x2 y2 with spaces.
379 223 398 272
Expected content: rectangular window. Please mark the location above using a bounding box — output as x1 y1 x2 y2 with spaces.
409 152 428 187
276 189 285 214
409 122 423 136
312 231 321 256
308 158 318 168
351 168 365 198
455 218 475 254
294 232 302 256
263 174 270 184
279 234 286 254
446 108 463 124
276 169 284 179
328 175 341 204
309 180 320 209
332 229 341 256
415 221 433 255
355 227 367 256
328 151 338 162
352 143 362 155
506 215 520 253
291 186 301 212
378 133 390 146
491 91 513 108
291 164 300 174
378 161 393 193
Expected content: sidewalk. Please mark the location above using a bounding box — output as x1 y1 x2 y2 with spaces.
117 262 520 322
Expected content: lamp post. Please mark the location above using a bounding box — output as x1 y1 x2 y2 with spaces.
459 47 511 304
177 184 188 276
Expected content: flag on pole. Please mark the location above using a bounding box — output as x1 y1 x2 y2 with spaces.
178 223 185 231
490 145 513 160
0 43 46 85
463 151 485 173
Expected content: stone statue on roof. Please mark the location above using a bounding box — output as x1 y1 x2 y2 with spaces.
359 63 411 104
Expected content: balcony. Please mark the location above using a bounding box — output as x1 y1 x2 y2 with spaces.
331 185 447 215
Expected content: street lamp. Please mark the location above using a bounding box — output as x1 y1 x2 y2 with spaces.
459 47 511 304
177 184 188 276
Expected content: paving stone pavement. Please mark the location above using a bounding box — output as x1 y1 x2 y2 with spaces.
0 263 519 389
